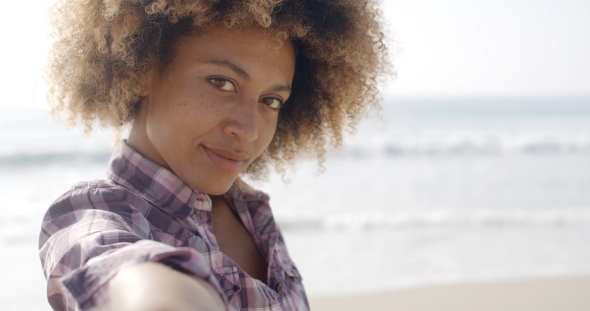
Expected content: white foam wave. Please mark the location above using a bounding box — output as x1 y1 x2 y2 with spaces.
0 135 112 166
0 150 111 166
341 131 590 157
2 131 589 165
276 209 590 231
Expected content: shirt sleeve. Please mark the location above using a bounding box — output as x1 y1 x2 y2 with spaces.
38 183 225 311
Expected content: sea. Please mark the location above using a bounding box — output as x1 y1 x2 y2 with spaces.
1 97 590 310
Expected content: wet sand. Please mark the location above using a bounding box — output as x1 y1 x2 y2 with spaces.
309 276 590 311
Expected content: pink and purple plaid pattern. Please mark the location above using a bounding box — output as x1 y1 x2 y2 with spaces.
39 142 309 311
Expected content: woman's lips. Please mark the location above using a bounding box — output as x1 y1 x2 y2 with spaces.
201 145 248 172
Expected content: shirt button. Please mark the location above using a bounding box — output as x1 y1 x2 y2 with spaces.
276 283 284 294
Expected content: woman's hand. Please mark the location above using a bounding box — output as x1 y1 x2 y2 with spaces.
98 262 225 311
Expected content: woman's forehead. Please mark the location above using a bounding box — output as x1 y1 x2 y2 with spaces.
175 25 295 64
161 25 296 83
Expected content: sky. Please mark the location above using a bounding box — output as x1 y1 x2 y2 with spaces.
381 0 590 98
0 0 589 108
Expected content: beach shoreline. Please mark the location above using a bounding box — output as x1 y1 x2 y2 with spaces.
309 276 590 311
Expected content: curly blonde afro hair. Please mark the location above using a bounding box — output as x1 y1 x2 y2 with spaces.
46 0 390 176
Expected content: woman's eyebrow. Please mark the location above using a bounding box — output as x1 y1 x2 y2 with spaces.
201 59 250 80
272 84 292 93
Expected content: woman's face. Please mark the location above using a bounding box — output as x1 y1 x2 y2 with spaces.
129 26 296 195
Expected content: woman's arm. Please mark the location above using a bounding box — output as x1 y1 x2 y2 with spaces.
40 185 227 310
90 262 225 311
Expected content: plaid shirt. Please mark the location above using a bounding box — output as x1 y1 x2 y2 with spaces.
39 142 309 311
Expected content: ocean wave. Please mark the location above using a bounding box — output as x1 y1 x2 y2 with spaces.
340 132 590 157
0 150 112 166
1 132 589 166
2 209 589 244
276 210 590 231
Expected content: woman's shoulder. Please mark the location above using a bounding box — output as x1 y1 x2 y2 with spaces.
46 178 147 219
40 178 153 246
65 178 129 195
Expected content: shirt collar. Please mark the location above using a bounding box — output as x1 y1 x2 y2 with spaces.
106 142 212 219
224 181 276 236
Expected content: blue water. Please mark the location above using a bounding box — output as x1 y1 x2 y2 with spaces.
1 97 590 309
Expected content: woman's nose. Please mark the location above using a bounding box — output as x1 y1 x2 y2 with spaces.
223 99 259 143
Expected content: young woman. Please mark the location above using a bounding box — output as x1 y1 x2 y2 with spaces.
39 1 389 310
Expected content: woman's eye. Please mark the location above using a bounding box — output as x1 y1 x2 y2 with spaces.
208 78 236 92
261 97 283 109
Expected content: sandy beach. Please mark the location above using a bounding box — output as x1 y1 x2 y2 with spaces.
309 276 590 311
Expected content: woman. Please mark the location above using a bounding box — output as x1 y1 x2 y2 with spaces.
39 0 389 310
